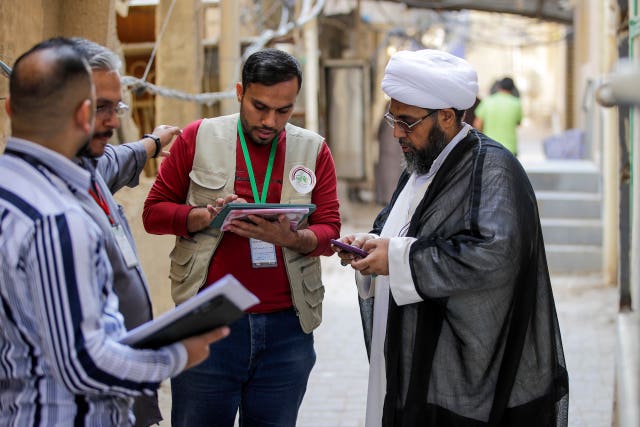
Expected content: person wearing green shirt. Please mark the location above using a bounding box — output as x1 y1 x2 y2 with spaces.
473 77 523 155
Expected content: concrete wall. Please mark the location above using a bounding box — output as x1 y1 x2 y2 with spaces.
573 0 606 155
0 0 117 152
155 0 203 127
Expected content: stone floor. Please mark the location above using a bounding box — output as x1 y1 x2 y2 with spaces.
122 197 617 427
295 205 617 427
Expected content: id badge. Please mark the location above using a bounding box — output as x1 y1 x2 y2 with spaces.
249 238 278 268
112 224 139 268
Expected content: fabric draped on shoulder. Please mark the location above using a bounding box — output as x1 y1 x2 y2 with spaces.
361 131 568 427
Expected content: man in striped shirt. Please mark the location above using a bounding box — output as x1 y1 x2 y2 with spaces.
0 38 228 426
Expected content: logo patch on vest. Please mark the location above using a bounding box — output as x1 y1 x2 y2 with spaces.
289 165 316 194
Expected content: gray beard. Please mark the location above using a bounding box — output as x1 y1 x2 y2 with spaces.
402 126 448 175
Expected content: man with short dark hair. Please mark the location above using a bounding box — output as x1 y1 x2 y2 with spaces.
335 49 568 427
0 37 228 427
474 75 523 155
143 48 341 427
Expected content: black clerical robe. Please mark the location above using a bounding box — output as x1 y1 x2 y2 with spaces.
360 129 569 427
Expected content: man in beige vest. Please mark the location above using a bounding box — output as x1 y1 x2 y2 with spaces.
143 48 341 427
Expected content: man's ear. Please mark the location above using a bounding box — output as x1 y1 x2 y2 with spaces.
236 82 243 102
441 108 454 122
75 98 94 135
438 108 456 128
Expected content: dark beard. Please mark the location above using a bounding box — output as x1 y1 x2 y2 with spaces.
77 129 114 158
239 100 278 146
75 137 92 158
402 124 448 175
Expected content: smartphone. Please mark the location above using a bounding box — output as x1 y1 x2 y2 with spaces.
330 239 369 258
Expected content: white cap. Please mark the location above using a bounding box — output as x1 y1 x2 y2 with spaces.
381 49 478 110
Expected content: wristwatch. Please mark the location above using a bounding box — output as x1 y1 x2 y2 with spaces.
143 133 162 158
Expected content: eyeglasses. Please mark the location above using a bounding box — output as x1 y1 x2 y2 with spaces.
96 101 130 118
383 109 439 134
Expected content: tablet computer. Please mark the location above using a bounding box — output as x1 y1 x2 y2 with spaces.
210 203 316 231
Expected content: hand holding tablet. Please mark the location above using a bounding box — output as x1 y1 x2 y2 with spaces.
210 203 316 231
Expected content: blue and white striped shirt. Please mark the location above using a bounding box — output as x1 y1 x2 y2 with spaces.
0 138 187 427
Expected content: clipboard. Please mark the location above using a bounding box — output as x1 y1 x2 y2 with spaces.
119 274 259 349
210 203 316 231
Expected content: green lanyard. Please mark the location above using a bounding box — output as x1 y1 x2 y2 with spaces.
237 120 278 203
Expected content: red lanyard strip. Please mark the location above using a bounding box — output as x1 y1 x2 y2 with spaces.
89 181 115 225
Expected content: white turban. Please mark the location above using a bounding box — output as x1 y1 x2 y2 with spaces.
381 49 478 110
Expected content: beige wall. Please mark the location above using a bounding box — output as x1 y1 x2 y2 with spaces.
0 0 117 152
573 0 604 134
155 0 203 127
0 0 49 150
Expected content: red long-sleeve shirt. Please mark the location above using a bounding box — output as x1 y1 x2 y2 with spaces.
143 119 341 312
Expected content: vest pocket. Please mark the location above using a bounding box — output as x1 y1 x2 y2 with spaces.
168 238 197 283
188 168 228 205
300 261 324 308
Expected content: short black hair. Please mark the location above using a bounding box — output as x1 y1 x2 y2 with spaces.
452 108 465 124
499 77 515 92
10 37 92 125
241 48 302 92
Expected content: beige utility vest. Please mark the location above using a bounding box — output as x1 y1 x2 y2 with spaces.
169 113 325 333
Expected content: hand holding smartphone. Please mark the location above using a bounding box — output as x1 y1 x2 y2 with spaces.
330 239 368 258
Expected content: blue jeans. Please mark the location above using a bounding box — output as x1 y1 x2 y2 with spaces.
171 308 316 427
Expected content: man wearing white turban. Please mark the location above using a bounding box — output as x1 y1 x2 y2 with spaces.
333 49 569 427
